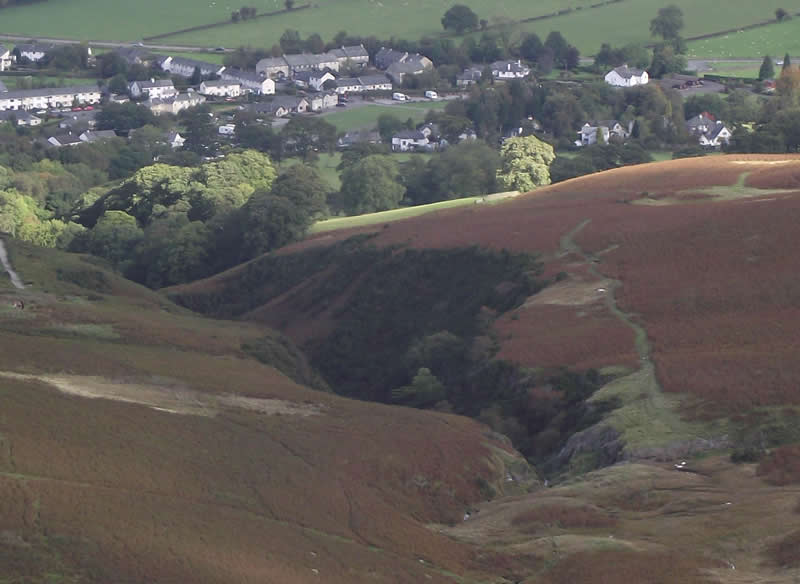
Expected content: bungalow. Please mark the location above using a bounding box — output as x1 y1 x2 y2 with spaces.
79 129 118 143
160 56 225 78
491 60 530 80
0 85 101 111
0 110 41 126
199 79 242 98
456 67 482 87
0 45 12 72
308 92 338 112
130 79 177 99
391 129 429 152
221 69 275 94
359 74 392 91
698 122 732 148
604 65 648 87
47 133 83 147
334 77 364 94
255 56 290 79
269 95 308 114
13 42 53 63
294 70 336 91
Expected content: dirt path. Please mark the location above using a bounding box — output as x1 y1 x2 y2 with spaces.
0 239 24 290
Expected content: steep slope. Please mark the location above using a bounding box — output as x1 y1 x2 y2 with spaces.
0 242 531 584
171 155 800 460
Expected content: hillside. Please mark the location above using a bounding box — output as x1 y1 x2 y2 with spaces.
172 155 800 459
0 242 532 583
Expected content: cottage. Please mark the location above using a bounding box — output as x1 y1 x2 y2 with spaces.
0 110 41 126
58 110 97 130
130 79 177 99
685 113 718 136
284 53 340 76
167 131 185 148
160 56 225 78
329 45 370 68
0 45 13 72
0 85 101 112
255 56 290 79
308 92 338 112
269 95 309 114
221 69 275 94
218 123 236 135
294 70 336 91
391 129 429 152
698 122 732 148
146 92 206 115
604 65 648 87
577 120 631 146
199 79 242 98
375 48 407 69
491 60 530 80
13 42 53 63
334 77 364 94
456 67 482 87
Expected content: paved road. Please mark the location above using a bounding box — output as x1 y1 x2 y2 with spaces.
0 33 229 53
0 239 24 289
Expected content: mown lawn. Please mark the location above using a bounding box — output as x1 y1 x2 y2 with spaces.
688 18 800 59
0 75 99 89
320 101 447 132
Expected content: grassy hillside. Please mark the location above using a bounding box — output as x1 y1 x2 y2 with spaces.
0 241 527 583
0 0 791 55
689 18 800 58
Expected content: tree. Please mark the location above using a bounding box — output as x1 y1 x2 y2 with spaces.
441 4 479 34
285 0 295 9
269 163 329 220
305 33 325 54
338 155 405 214
420 141 500 203
87 210 143 269
759 55 776 81
520 33 543 61
231 10 241 22
96 102 156 132
496 135 555 192
108 73 129 95
180 105 218 156
280 29 304 54
784 53 792 72
391 368 446 408
377 113 407 142
650 4 684 41
649 44 687 77
190 66 203 85
544 31 569 66
238 191 308 259
776 7 790 21
280 117 337 160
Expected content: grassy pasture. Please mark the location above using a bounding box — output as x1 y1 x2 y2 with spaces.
321 101 447 133
689 18 800 58
0 75 98 89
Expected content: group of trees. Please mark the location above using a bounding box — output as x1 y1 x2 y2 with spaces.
441 4 480 34
230 5 257 22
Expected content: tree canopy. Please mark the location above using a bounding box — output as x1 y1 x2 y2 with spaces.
650 5 684 41
338 155 405 214
496 135 556 192
441 4 479 34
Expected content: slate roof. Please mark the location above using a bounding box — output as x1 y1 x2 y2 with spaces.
612 65 645 79
393 130 426 140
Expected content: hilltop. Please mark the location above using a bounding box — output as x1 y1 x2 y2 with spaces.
0 242 532 583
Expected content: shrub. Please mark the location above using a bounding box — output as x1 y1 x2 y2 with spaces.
757 444 800 485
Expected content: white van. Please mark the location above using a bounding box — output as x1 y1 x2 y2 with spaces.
424 90 438 100
392 92 407 101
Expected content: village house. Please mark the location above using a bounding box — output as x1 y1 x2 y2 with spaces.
337 128 381 149
328 45 370 68
255 56 290 79
577 120 632 146
0 110 41 126
270 95 309 114
130 79 177 99
160 56 225 78
218 123 236 135
146 92 206 115
307 92 338 112
698 123 732 148
58 110 97 131
385 56 433 84
359 74 393 91
604 65 648 87
167 131 185 149
391 129 429 152
221 69 275 94
284 53 340 76
13 42 53 63
374 48 407 69
0 45 13 72
334 77 364 94
456 67 482 87
294 70 336 91
47 133 83 147
491 60 530 80
0 85 101 111
685 113 718 136
199 79 242 98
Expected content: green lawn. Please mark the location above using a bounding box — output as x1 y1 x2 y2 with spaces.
0 75 98 89
688 18 800 59
696 62 760 78
321 101 447 132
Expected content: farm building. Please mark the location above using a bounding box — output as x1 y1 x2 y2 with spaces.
604 65 648 87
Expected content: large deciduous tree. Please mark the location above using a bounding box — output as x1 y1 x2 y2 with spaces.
650 5 684 41
441 4 479 34
338 155 405 214
496 135 555 192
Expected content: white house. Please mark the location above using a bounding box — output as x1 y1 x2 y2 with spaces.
391 129 429 152
694 120 732 148
335 77 364 94
491 60 530 80
0 86 101 111
0 45 12 72
218 123 236 135
167 131 185 148
255 56 290 79
14 43 52 63
294 70 336 91
160 56 225 78
199 79 241 98
146 92 206 115
308 92 338 112
359 74 392 91
604 65 648 87
130 79 177 99
221 69 275 94
0 80 6 93
0 110 41 126
577 120 631 146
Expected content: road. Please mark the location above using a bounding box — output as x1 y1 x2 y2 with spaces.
0 239 24 289
0 33 229 54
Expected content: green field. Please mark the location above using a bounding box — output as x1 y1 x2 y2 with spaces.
0 75 98 89
320 101 447 132
689 18 800 58
695 62 761 78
